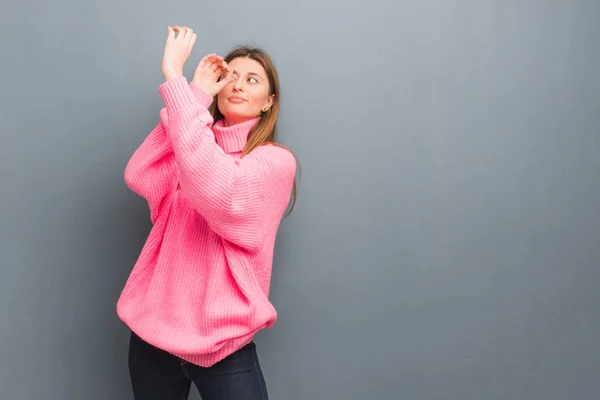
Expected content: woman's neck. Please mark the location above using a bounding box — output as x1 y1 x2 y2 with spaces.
222 115 259 127
212 117 260 154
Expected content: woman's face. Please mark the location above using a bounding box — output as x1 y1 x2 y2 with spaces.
217 57 274 126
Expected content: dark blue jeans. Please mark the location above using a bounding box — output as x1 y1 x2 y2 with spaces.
128 331 269 400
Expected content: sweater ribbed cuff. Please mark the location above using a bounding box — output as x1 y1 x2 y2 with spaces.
189 83 214 108
159 76 197 114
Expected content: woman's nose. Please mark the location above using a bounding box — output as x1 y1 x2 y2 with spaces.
233 77 243 91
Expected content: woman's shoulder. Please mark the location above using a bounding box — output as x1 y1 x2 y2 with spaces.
252 143 296 166
243 143 297 183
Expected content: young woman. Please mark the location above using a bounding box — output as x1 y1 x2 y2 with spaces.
116 26 297 400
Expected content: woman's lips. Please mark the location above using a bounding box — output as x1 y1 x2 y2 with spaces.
228 96 247 104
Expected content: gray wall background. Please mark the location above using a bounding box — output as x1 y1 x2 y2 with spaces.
1 0 599 399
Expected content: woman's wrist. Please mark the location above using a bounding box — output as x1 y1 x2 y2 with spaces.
163 69 183 82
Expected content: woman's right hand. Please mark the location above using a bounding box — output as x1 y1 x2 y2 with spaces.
192 54 233 97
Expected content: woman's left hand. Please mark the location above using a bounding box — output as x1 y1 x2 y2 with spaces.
161 26 197 81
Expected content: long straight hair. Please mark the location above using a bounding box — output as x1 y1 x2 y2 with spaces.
208 46 298 217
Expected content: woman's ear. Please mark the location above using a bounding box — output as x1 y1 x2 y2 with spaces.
262 95 275 112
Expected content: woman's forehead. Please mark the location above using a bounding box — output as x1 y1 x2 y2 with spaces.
229 58 267 77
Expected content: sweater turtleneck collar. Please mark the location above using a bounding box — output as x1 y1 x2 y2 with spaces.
212 117 260 154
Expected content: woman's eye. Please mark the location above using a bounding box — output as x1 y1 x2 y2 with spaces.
248 77 258 84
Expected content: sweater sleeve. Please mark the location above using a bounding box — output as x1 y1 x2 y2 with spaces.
158 76 296 251
124 83 214 223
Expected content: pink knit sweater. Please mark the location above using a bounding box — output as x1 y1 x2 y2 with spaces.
116 76 296 367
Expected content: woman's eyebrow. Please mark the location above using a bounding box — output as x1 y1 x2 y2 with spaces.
231 70 265 80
